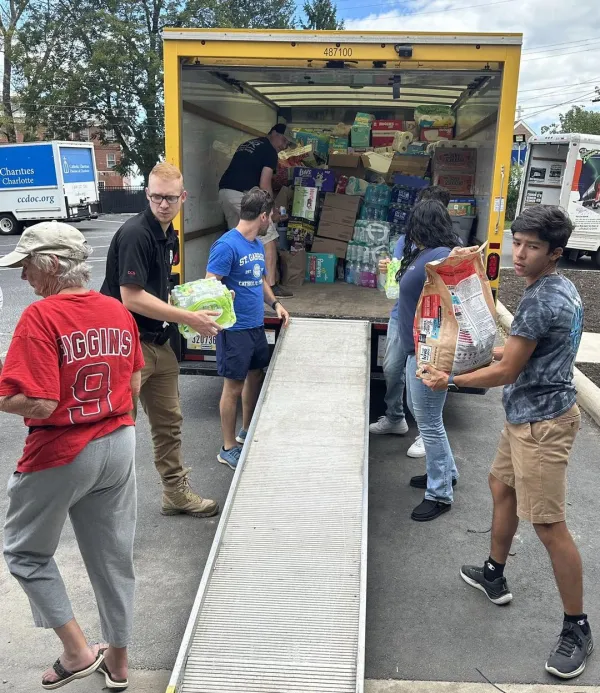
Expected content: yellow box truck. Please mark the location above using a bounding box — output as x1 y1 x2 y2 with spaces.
162 29 521 375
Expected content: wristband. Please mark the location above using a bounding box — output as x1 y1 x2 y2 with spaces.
271 300 280 310
448 374 459 392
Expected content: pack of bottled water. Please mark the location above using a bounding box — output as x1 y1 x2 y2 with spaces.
171 277 237 336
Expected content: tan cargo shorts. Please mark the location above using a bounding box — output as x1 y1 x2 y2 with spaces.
218 188 279 244
490 405 581 524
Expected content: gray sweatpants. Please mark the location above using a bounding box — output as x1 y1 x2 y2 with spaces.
3 425 137 647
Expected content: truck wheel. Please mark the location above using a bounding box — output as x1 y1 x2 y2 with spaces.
0 213 22 235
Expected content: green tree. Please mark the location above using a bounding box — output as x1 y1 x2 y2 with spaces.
0 0 41 141
301 0 344 30
506 164 522 222
217 0 296 29
541 104 600 136
13 0 297 182
14 1 86 142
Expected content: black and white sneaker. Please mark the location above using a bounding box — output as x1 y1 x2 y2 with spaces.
545 620 593 679
460 565 513 605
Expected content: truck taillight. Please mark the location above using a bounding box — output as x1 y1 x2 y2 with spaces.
486 253 500 281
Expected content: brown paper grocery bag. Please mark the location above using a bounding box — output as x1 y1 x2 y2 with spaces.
414 245 497 375
279 249 306 288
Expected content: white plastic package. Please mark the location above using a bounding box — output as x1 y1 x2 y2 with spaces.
171 277 237 337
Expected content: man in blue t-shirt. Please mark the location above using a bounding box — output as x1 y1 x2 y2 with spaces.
422 206 590 680
370 185 451 460
207 187 290 470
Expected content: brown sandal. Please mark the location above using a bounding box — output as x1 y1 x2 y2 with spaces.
41 652 104 690
97 648 129 690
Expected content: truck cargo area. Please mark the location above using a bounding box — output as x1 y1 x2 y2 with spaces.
173 47 511 368
179 61 505 278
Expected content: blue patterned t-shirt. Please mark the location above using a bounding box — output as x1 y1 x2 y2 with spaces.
503 274 583 424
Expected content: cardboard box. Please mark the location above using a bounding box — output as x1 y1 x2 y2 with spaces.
361 152 392 175
328 153 361 168
291 167 335 192
322 193 361 214
328 152 365 179
420 127 454 142
318 219 354 242
351 125 371 148
348 147 374 155
372 119 404 131
306 253 336 283
434 172 475 195
292 186 318 221
320 206 358 227
310 236 348 258
389 155 430 179
433 148 477 173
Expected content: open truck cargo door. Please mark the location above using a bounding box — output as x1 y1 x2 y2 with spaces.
163 30 521 375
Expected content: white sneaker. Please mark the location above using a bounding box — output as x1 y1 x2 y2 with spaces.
369 416 409 435
407 435 426 458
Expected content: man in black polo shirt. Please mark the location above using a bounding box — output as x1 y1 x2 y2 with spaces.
219 123 293 298
102 162 219 518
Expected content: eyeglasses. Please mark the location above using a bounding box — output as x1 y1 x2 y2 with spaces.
148 193 182 205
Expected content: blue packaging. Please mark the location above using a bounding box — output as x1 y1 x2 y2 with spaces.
291 167 335 192
388 204 412 226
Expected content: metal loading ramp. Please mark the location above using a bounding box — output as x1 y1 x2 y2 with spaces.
168 317 371 693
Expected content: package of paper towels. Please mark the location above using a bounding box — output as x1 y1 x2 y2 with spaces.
392 131 414 152
171 277 237 337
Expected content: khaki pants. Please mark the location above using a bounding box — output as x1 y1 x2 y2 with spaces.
133 341 186 489
218 188 280 243
490 405 580 524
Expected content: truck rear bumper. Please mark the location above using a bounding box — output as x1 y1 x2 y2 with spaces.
67 203 99 221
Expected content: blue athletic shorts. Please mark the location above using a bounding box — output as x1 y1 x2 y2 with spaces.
216 327 270 381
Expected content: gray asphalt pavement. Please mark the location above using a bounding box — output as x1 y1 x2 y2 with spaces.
0 216 599 691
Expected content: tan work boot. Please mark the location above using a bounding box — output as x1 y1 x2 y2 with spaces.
161 475 219 518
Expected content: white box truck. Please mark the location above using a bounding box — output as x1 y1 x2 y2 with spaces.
517 133 600 266
0 140 100 235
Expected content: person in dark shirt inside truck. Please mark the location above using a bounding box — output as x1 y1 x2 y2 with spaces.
219 124 295 298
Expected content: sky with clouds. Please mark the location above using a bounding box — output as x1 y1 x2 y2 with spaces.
337 0 600 133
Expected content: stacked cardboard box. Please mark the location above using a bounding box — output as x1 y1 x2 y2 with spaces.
432 145 477 195
314 193 361 258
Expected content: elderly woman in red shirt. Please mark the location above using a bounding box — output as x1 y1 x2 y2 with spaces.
0 221 143 690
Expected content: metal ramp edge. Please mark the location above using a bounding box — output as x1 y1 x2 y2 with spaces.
166 317 371 693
